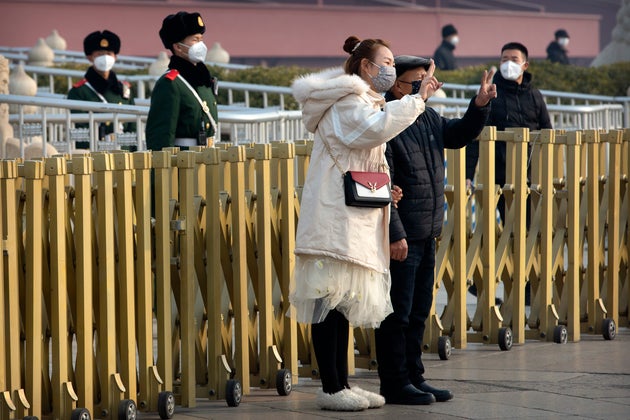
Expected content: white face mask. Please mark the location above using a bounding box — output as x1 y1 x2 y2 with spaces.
500 60 524 81
93 55 116 72
180 41 207 64
558 37 570 47
449 36 459 46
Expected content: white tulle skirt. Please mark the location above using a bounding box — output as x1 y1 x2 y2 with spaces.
289 254 393 328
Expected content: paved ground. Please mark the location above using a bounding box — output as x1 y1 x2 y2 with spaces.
138 325 630 420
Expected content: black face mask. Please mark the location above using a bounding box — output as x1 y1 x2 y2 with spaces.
399 79 422 95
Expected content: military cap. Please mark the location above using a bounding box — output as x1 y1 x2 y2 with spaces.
159 11 206 49
555 29 569 39
394 55 432 78
84 30 120 55
442 24 458 38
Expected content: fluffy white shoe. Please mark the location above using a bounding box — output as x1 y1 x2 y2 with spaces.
316 389 369 411
351 386 386 408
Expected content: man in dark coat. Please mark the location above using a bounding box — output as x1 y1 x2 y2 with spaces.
67 30 135 149
465 42 551 305
375 55 495 405
466 42 552 223
146 11 218 150
546 29 570 64
433 24 459 70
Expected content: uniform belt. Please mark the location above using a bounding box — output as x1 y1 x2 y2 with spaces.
174 138 198 146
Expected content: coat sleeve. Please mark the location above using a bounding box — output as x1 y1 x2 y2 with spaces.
442 97 491 149
433 47 446 70
146 78 180 151
535 91 553 129
67 85 99 103
66 86 95 128
66 87 81 101
330 93 425 150
386 142 406 243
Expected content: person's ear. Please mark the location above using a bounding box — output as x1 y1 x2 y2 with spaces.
522 61 529 71
360 58 369 70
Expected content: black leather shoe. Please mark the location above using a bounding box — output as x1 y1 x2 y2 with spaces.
381 384 435 405
415 381 453 402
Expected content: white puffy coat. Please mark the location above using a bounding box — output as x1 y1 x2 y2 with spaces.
291 67 425 273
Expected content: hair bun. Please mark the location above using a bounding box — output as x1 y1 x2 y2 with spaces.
343 36 361 54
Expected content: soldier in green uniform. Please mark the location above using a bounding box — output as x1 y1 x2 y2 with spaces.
146 11 218 150
67 30 135 149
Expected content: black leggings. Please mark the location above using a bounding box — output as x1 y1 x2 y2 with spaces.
311 309 350 394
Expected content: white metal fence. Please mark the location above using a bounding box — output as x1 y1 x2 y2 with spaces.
2 92 623 158
0 94 308 156
1 50 628 157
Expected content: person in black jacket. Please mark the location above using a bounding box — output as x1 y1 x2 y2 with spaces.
466 42 552 223
375 55 495 405
546 29 570 65
433 24 459 70
465 42 552 305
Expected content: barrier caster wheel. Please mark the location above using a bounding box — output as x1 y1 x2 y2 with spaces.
71 407 92 420
276 368 292 396
158 391 175 419
553 325 568 344
438 336 451 360
226 379 242 407
602 318 616 340
498 327 513 351
118 399 137 420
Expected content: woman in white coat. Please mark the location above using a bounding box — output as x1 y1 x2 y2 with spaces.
290 36 440 411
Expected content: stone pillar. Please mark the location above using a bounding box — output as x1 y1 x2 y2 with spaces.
591 0 630 66
207 42 230 64
9 62 38 114
45 29 67 51
148 51 170 90
5 58 57 158
0 55 20 158
28 38 55 66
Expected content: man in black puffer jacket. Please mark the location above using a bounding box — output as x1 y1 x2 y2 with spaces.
466 42 552 223
375 55 495 405
465 42 552 305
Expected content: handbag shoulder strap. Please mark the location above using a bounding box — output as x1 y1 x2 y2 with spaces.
321 135 389 176
320 136 346 176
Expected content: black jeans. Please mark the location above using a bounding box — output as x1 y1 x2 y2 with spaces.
311 308 350 394
375 238 435 391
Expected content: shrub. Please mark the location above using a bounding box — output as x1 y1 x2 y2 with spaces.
52 60 630 107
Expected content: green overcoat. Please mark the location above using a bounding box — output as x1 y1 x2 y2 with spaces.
146 69 218 150
67 69 135 148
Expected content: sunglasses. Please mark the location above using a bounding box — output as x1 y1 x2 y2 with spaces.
398 79 422 94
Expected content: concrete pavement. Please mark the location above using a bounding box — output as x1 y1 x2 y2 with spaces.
138 326 630 420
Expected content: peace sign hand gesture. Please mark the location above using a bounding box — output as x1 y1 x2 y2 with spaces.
418 59 444 102
475 67 497 107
